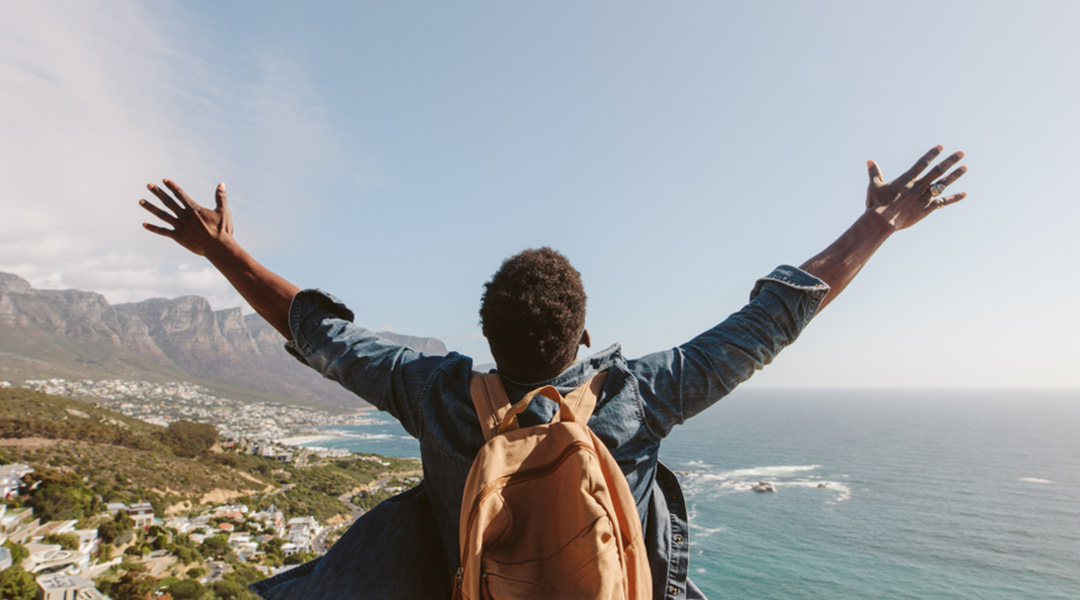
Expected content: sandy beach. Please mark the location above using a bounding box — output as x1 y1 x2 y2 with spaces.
275 434 343 447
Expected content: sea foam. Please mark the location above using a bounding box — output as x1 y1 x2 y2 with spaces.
675 463 852 502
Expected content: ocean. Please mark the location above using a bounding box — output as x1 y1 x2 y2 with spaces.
300 389 1080 599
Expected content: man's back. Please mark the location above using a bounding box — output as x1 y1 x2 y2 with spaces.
255 264 825 599
139 145 968 599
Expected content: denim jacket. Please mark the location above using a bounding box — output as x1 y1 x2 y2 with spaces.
251 266 827 600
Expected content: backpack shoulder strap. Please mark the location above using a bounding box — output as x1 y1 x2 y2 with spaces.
469 370 609 441
562 370 608 424
469 373 512 442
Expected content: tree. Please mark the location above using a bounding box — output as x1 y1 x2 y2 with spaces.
283 550 316 565
209 579 252 600
0 566 37 600
198 534 230 560
166 578 209 600
160 421 219 458
99 511 135 544
3 540 29 565
23 470 99 521
112 566 159 600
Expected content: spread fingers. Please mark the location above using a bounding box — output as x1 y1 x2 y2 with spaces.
146 183 184 215
139 199 179 226
897 145 944 185
917 151 966 189
162 179 201 210
142 222 177 238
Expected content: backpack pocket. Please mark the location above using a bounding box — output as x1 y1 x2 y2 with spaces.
481 513 624 600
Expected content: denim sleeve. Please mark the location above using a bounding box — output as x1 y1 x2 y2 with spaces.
627 266 828 439
282 289 446 440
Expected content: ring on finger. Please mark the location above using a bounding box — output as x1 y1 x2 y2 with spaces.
929 182 948 198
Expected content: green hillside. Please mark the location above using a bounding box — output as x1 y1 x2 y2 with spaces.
0 388 419 518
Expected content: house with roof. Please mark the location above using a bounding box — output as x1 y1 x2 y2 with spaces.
125 502 154 529
228 532 252 549
29 519 77 542
21 542 90 577
21 518 100 560
36 572 111 600
1 506 40 544
164 516 192 533
72 528 101 556
103 502 127 516
0 463 33 500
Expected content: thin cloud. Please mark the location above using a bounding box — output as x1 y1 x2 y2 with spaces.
0 1 343 309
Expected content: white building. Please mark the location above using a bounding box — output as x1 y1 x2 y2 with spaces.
36 572 111 600
29 519 77 543
1 507 40 544
164 516 192 533
103 503 127 515
21 542 90 576
72 528 101 556
0 463 33 499
126 503 154 529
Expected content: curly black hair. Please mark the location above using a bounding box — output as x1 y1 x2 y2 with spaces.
479 247 587 382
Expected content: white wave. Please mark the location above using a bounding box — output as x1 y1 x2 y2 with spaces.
351 433 396 440
690 525 727 539
323 432 396 440
713 464 822 480
1017 477 1055 484
791 480 853 503
678 464 820 484
676 463 852 502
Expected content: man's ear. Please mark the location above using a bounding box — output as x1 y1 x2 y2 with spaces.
580 329 591 348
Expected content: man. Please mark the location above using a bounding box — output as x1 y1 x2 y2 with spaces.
140 146 966 599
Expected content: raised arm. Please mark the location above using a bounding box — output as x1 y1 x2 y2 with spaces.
140 179 299 339
800 145 967 310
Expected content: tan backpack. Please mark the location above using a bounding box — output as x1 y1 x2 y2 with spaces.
453 371 652 600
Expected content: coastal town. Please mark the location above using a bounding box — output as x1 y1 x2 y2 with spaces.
0 379 416 599
13 378 378 446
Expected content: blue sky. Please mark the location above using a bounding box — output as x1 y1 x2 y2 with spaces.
1 1 1077 388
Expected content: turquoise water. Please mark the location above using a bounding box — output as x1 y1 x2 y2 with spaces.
303 389 1080 599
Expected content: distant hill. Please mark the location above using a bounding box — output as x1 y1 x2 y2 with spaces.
0 272 448 409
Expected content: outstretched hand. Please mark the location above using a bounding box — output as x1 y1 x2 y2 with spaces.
866 145 967 231
140 179 234 257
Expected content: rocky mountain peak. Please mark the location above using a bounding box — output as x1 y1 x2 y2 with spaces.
0 272 33 294
0 272 449 409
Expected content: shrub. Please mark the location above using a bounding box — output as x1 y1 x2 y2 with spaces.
42 532 81 550
160 421 218 458
0 566 36 600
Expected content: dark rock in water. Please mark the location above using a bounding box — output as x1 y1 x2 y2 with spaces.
752 481 777 493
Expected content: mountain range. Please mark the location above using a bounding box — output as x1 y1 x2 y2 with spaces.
0 272 447 409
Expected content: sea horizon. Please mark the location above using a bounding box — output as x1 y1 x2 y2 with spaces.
296 388 1080 599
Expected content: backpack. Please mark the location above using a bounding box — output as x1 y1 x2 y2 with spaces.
453 371 652 600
